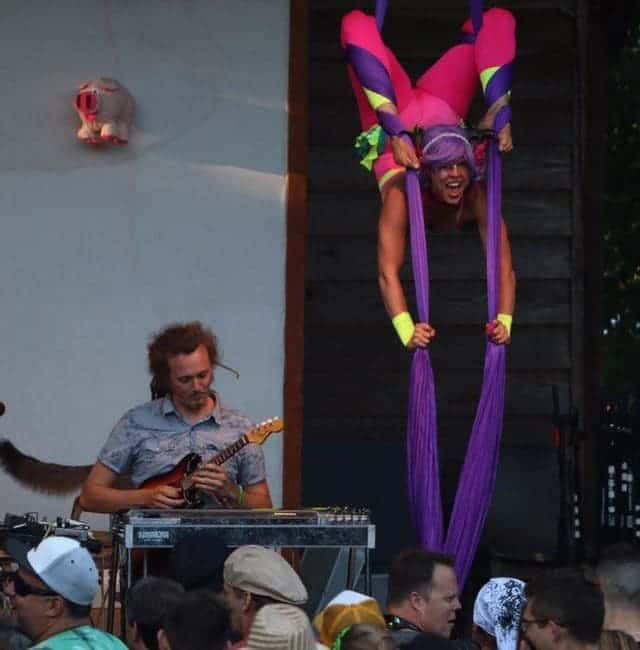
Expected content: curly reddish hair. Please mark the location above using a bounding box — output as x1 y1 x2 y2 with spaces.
147 321 219 399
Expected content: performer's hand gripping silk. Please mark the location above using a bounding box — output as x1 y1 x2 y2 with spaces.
341 8 516 346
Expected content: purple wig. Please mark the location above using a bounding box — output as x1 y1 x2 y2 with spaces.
420 125 480 185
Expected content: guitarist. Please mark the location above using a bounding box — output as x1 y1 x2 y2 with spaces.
79 322 273 513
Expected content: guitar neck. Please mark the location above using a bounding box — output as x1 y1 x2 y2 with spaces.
213 435 248 465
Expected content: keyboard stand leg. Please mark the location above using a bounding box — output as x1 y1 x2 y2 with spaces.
106 536 119 634
118 550 130 641
365 548 372 596
301 547 367 617
347 548 365 590
300 548 344 617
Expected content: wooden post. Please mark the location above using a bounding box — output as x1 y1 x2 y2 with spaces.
283 0 309 509
575 0 607 558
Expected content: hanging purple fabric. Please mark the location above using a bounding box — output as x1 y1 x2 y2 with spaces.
375 0 388 32
442 137 506 586
377 0 507 587
405 169 444 552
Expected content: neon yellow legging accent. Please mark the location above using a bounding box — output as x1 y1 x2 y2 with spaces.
480 66 500 92
364 87 394 110
378 167 403 191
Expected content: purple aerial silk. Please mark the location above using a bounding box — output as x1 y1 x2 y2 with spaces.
375 0 387 32
378 0 508 587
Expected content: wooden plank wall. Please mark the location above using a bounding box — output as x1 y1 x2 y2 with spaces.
303 0 582 566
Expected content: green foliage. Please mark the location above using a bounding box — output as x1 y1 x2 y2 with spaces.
603 13 640 387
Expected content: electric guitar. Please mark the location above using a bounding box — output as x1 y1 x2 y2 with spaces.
141 417 283 507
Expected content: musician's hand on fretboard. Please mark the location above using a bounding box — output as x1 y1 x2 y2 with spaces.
190 463 242 508
143 484 186 509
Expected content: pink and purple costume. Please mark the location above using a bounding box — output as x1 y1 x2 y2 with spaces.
341 8 516 190
341 4 517 588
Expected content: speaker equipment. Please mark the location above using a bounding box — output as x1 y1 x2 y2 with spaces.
302 438 414 571
483 445 562 562
599 392 639 545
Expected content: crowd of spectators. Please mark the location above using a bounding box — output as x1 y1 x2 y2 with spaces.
1 535 640 650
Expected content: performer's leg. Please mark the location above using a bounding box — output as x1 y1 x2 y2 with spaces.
342 10 416 190
415 45 477 121
415 8 516 122
470 8 516 129
468 9 516 96
373 152 405 192
341 10 414 130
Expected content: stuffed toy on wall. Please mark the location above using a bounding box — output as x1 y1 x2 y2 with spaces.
74 77 134 146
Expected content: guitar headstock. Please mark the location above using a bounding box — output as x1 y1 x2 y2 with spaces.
246 417 284 445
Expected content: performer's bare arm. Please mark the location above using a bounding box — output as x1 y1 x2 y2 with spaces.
378 182 436 349
79 461 185 513
479 96 514 153
470 184 516 344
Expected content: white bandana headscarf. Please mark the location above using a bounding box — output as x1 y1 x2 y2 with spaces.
473 578 526 650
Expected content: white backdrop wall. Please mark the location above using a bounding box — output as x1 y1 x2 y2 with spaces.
0 1 290 527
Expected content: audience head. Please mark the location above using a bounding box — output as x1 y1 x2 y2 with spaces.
126 577 185 650
168 535 228 593
386 549 460 638
0 619 31 650
247 603 319 650
338 623 397 650
599 630 637 650
472 578 526 650
596 543 640 616
223 545 308 640
157 589 230 650
314 590 385 648
5 536 98 642
0 588 12 621
0 565 17 596
523 569 604 650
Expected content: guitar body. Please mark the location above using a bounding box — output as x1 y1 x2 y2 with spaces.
141 453 203 508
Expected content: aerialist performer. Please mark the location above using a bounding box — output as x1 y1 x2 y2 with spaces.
341 2 517 587
341 6 516 347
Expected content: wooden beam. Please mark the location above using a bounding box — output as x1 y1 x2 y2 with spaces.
283 0 309 509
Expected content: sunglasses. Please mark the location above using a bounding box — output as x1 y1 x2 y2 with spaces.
12 572 57 598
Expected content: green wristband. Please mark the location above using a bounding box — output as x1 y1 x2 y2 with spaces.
497 313 512 337
237 485 244 507
392 312 415 347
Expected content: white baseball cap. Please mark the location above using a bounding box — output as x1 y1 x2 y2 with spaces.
6 535 99 605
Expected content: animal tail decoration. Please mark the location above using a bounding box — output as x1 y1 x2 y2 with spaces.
0 440 92 495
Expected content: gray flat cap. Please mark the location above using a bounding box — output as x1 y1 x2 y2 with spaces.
224 545 308 605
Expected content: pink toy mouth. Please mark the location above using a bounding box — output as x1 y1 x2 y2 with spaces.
75 91 98 121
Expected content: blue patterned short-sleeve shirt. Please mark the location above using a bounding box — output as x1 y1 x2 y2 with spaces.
98 393 267 494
